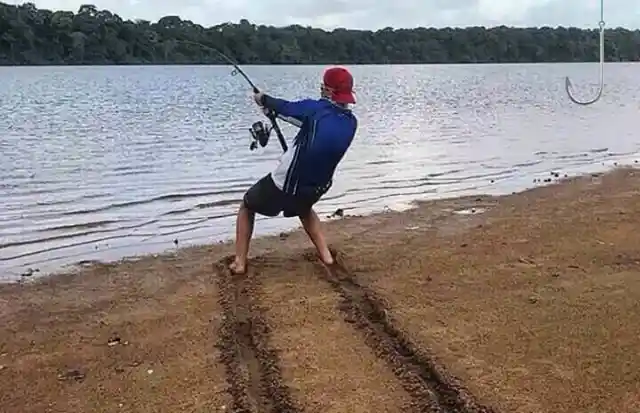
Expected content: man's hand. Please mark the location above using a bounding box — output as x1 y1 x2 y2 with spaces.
253 91 264 106
254 92 272 117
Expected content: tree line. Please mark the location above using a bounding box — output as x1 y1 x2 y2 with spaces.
1 2 640 65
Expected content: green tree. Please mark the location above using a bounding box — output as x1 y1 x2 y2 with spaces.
1 1 638 65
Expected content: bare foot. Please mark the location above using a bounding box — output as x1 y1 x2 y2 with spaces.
320 250 334 266
229 259 246 275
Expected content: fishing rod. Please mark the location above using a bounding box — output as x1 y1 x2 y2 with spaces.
180 40 288 153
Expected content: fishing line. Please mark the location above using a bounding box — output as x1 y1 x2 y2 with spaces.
178 40 288 152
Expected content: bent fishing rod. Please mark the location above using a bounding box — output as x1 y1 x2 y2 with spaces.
180 40 288 153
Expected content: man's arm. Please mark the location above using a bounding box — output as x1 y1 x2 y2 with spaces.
259 107 302 128
259 95 319 122
275 113 303 128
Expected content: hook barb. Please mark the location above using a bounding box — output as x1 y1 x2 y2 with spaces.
565 74 603 106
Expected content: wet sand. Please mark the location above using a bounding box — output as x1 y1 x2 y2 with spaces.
2 167 640 413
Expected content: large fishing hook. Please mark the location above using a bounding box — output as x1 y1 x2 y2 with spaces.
565 0 605 105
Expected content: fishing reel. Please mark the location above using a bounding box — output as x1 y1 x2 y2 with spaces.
249 120 272 151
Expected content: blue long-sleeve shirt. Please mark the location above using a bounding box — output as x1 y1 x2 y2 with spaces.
260 94 358 197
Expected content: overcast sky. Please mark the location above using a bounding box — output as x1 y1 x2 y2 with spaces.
22 0 640 30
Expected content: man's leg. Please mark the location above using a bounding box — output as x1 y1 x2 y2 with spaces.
231 174 283 274
299 208 334 265
230 202 255 274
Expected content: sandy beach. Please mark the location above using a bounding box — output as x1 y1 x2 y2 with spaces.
2 166 640 413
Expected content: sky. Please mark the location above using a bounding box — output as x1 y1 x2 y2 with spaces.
17 0 640 30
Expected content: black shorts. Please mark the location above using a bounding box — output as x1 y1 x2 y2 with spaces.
243 174 323 218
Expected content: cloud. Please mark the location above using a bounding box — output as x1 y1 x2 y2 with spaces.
28 0 640 30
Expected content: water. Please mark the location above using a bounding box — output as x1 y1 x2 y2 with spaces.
1 62 639 281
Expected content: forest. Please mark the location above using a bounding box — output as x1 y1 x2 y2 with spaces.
1 2 640 65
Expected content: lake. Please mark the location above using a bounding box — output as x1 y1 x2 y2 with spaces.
1 62 639 282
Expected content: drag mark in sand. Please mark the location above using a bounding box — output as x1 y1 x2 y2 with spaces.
214 257 302 413
307 250 497 413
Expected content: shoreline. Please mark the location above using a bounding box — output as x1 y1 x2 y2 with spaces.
1 165 614 289
2 165 640 412
1 192 494 287
2 161 630 285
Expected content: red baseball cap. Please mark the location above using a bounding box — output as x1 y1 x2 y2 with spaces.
323 66 356 104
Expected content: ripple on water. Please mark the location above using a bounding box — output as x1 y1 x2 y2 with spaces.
2 63 640 281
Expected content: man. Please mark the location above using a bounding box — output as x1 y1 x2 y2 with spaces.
229 66 358 274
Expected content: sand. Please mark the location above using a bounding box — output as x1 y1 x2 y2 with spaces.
2 167 640 413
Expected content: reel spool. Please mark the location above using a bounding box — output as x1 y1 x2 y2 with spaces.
249 120 272 151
